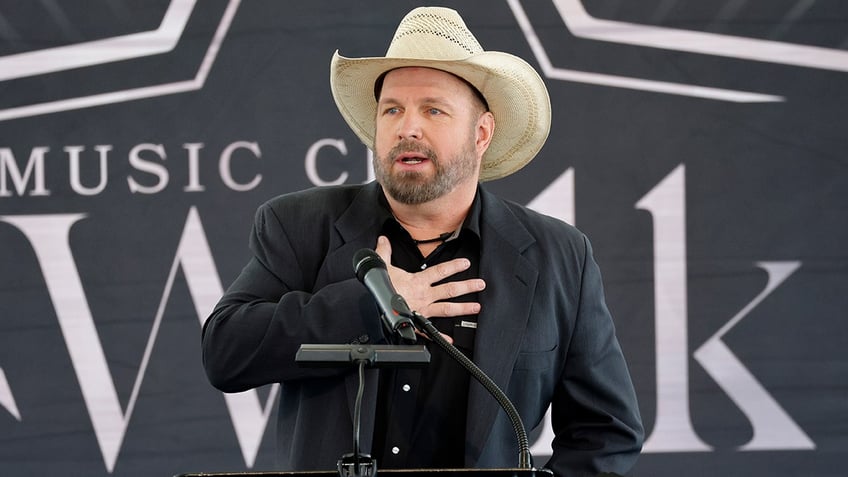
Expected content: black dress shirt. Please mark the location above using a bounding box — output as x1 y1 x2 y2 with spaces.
372 189 482 469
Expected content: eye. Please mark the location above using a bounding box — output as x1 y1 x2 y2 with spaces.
382 106 400 116
428 108 442 115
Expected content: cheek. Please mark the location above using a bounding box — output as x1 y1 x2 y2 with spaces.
374 145 395 167
373 129 392 156
374 116 400 141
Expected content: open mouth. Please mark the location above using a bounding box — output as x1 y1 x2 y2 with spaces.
396 152 428 165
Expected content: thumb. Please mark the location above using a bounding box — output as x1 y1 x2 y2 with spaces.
374 235 392 264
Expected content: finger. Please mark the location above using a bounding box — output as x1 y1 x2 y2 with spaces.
374 235 392 264
425 301 481 318
422 257 472 283
433 278 486 300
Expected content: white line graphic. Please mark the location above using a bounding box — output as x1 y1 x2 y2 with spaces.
0 367 20 421
507 0 784 102
555 0 848 73
0 0 241 122
0 0 197 81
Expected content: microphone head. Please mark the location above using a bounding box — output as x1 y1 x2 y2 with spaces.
352 248 386 282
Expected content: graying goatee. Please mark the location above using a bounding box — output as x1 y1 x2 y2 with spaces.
375 139 477 205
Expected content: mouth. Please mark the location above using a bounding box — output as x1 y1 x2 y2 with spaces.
395 152 429 165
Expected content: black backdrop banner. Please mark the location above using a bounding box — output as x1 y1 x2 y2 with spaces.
1 1 846 476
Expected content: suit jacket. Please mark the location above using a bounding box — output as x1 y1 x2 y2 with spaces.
202 182 643 477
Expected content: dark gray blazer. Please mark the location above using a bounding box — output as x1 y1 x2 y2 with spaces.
202 182 643 477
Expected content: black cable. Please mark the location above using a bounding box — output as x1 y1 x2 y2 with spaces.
353 359 366 465
410 312 533 469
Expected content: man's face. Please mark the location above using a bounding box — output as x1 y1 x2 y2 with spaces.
373 67 489 205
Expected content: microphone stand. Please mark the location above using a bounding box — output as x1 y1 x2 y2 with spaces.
296 341 430 477
406 311 534 470
339 356 376 477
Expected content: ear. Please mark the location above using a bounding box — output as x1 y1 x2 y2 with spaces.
475 111 495 157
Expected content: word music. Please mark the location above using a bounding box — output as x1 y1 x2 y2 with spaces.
0 141 263 197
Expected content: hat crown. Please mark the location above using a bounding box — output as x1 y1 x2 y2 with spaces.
386 7 483 60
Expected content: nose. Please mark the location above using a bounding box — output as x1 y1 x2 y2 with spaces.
397 112 422 140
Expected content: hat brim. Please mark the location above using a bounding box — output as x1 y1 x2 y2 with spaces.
330 50 551 182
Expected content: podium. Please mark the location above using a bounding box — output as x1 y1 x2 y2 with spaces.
180 338 544 477
175 469 554 477
184 295 549 477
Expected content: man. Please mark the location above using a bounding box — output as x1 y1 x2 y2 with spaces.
202 6 643 477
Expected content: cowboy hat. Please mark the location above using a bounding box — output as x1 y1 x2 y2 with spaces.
330 6 551 182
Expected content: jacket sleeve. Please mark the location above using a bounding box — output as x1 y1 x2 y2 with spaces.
545 234 644 477
201 201 385 393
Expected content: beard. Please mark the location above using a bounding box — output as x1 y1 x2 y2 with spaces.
374 138 479 205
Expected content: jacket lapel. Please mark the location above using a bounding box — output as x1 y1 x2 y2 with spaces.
465 189 538 466
326 182 385 275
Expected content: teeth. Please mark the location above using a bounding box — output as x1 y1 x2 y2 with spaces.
402 158 423 164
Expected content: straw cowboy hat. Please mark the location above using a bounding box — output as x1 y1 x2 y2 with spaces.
330 6 551 182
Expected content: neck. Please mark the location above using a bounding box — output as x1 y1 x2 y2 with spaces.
384 182 476 237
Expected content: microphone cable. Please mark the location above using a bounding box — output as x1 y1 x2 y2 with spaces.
409 311 533 469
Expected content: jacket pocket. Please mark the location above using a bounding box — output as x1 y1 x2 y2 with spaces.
513 346 557 370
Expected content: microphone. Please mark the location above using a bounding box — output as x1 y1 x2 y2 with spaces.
352 248 417 343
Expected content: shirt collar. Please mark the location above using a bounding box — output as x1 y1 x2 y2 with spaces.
376 186 483 240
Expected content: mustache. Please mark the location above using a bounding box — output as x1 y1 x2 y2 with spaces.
388 140 437 163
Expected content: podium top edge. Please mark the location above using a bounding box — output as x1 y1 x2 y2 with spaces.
174 468 553 477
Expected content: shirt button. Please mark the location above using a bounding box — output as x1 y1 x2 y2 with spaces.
402 384 411 392
392 446 400 455
420 263 427 270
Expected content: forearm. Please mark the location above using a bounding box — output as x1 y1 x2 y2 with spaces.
201 265 384 392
